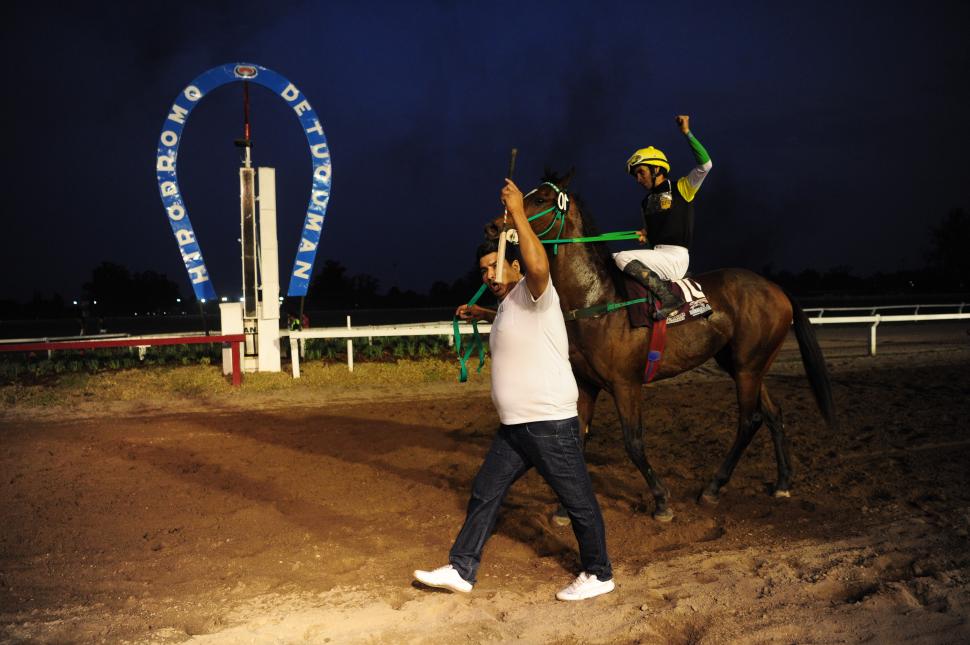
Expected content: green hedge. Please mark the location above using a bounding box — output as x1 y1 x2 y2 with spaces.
0 345 219 382
300 336 464 362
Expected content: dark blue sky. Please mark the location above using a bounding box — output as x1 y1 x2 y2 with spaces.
5 1 968 303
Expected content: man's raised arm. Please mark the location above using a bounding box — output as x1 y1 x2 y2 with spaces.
501 179 549 299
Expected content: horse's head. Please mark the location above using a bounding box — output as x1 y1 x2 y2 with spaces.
484 169 576 242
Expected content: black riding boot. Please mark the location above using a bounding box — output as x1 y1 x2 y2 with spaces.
622 260 684 321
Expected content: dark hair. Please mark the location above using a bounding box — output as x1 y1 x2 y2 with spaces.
476 238 522 269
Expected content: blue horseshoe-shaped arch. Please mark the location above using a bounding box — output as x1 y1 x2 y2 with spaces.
155 62 332 302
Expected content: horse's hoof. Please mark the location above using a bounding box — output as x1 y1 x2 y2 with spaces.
773 488 792 498
699 491 720 506
652 507 674 523
552 513 572 527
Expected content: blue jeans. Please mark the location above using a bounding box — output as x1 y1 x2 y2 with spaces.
448 417 612 583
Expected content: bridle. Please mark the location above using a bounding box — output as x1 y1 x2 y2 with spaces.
521 182 640 252
524 182 570 254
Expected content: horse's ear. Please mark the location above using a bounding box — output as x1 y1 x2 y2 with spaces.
559 167 576 190
540 167 577 189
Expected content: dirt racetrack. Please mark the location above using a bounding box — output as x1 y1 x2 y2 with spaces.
2 322 969 644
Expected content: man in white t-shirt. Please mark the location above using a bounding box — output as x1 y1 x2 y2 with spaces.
414 179 614 602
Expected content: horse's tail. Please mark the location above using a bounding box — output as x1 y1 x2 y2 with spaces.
787 292 838 429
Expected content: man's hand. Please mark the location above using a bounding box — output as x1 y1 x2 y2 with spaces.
676 114 690 134
500 179 525 219
456 304 495 322
637 228 648 244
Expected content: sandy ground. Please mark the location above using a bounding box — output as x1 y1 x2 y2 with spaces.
1 322 969 644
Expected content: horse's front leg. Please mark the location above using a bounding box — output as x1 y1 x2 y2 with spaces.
614 384 672 522
553 379 599 526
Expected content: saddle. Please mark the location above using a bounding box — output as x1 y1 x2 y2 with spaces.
623 274 713 383
624 274 713 328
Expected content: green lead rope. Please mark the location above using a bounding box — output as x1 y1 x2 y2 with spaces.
454 283 489 382
562 297 648 321
540 230 642 248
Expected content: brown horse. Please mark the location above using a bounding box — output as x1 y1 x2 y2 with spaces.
487 172 836 522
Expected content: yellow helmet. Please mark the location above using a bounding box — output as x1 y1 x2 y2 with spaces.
626 146 669 175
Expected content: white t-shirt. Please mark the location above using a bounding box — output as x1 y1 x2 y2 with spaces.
489 277 579 424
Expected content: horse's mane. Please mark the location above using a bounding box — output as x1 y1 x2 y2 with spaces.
542 169 628 296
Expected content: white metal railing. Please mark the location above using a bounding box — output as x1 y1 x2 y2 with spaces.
807 312 970 356
287 316 492 377
806 302 966 317
804 303 968 356
5 305 967 377
285 308 970 376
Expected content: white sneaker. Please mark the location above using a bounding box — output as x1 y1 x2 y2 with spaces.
414 564 473 593
556 572 615 601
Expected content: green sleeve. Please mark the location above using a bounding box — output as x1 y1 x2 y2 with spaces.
684 131 711 165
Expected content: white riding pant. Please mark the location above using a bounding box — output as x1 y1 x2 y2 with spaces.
613 245 690 281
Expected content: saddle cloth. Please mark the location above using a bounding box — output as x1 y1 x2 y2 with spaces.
625 275 713 328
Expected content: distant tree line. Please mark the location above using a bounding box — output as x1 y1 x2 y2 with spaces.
2 208 967 320
0 259 489 320
302 259 485 310
0 263 184 320
83 263 183 316
764 208 969 295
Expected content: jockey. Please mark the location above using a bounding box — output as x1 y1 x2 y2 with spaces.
614 114 712 319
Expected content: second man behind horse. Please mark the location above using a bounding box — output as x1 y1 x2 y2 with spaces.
613 114 712 320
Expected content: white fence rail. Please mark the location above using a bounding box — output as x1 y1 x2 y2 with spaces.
287 305 970 377
4 304 967 378
805 303 967 317
803 303 969 356
287 318 492 377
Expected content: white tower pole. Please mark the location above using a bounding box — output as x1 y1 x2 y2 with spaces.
256 167 281 371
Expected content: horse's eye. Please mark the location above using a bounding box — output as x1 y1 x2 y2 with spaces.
535 197 545 204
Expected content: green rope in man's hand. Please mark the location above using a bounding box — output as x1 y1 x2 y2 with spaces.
453 283 488 382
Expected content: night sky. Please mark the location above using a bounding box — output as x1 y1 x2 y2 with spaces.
5 1 969 304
